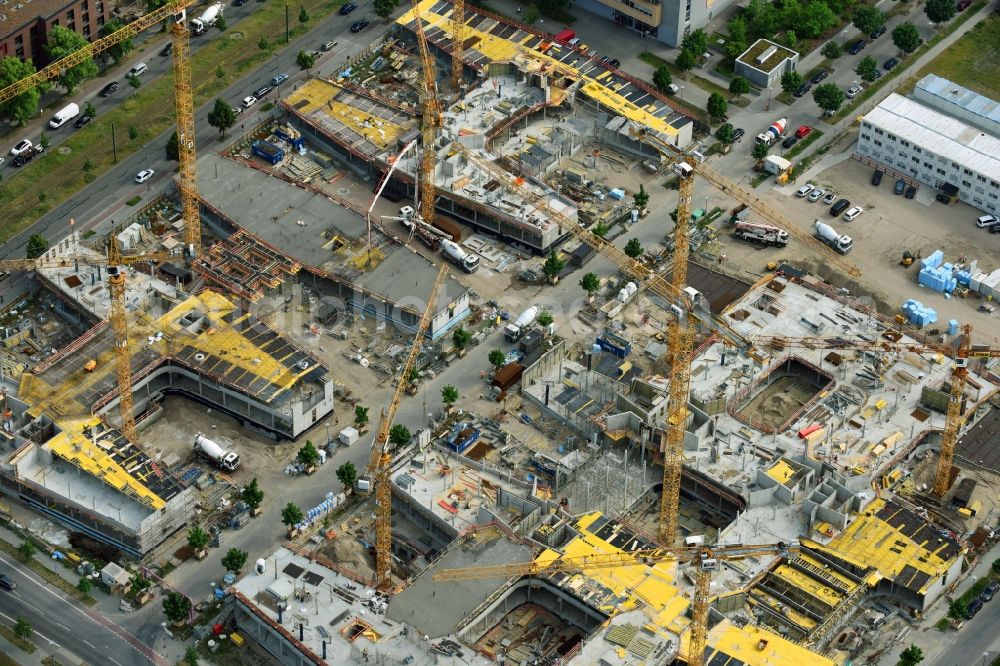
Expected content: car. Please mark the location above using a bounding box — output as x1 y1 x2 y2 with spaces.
957 0 972 9
233 0 247 5
271 73 289 86
808 188 825 202
976 214 999 227
872 169 883 186
732 128 745 143
339 1 358 14
241 95 257 108
161 43 173 57
848 39 867 55
884 57 899 70
894 178 905 195
810 70 829 84
0 157 4 168
10 139 32 156
599 55 611 65
905 185 917 199
796 183 815 197
254 85 272 98
846 84 863 98
606 58 620 68
967 598 983 618
232 105 243 116
74 115 93 129
822 192 837 205
872 69 883 81
795 125 813 139
12 150 36 167
322 41 337 51
134 168 155 184
869 25 887 39
99 81 120 97
782 135 799 148
936 192 951 204
843 206 864 222
0 574 16 591
350 18 369 32
793 81 813 98
982 581 1000 601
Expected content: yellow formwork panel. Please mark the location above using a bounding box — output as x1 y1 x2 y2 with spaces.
766 459 796 485
770 564 846 609
708 622 834 666
796 553 860 591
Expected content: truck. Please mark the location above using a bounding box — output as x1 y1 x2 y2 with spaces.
734 221 789 247
504 305 538 342
440 239 480 273
194 432 240 471
191 3 223 35
814 219 853 254
763 155 792 176
755 118 788 148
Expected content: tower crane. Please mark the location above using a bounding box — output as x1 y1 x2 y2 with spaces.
432 541 797 666
450 0 465 91
410 0 443 226
750 326 1000 498
0 0 203 257
367 263 450 591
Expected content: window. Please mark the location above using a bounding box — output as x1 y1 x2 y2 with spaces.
14 35 22 46
962 180 971 187
991 181 999 188
874 140 883 147
963 168 973 175
914 147 922 154
912 156 920 163
861 133 871 140
15 46 24 58
97 15 104 26
67 22 76 31
900 140 909 147
82 0 89 9
66 9 74 22
936 168 946 175
977 175 986 182
888 134 897 142
952 162 960 170
924 162 933 169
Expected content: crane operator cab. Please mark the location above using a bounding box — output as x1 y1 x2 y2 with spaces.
673 162 694 179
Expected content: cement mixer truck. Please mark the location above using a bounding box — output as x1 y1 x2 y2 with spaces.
504 305 538 342
191 3 223 35
440 239 480 273
814 219 853 254
755 118 788 148
194 432 240 471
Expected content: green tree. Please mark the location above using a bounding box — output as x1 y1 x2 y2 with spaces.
216 64 225 79
259 36 271 51
297 440 320 467
821 41 842 59
799 1 836 38
580 272 600 297
624 238 643 258
13 617 32 640
241 478 264 509
298 5 309 23
653 65 673 93
128 125 139 141
992 557 1000 575
296 50 316 72
488 349 506 368
163 592 191 624
215 15 227 32
441 385 459 406
675 49 696 72
187 525 209 551
221 548 248 572
780 70 803 94
592 222 609 238
26 235 49 260
855 55 878 82
452 327 472 350
77 576 93 594
680 28 708 57
45 26 98 92
716 123 735 144
536 310 554 328
336 462 358 490
128 74 142 91
523 4 540 24
374 0 398 20
853 5 885 35
208 98 237 137
39 131 50 150
84 101 96 119
388 424 411 446
99 19 133 64
892 22 921 53
184 646 200 666
166 131 179 161
724 17 748 63
281 502 304 527
898 645 923 666
947 598 968 621
634 184 649 209
83 159 95 182
752 141 769 161
354 405 369 428
784 30 798 50
813 82 845 114
706 92 727 121
0 57 41 125
542 250 565 280
925 0 954 23
728 76 750 99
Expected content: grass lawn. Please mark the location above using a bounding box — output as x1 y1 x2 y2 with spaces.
0 0 352 244
0 625 35 654
638 52 747 107
785 129 824 159
913 12 1000 100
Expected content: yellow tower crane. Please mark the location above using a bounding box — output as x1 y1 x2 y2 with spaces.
367 264 450 591
0 0 203 257
432 541 797 666
751 326 1000 498
451 0 465 91
410 0 444 226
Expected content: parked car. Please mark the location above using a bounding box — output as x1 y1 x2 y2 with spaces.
846 84 863 98
134 168 155 184
271 73 289 86
872 69 883 81
843 206 864 222
254 85 272 98
795 125 813 139
810 70 829 84
339 1 358 14
869 25 887 39
936 192 951 204
808 188 825 202
872 170 883 186
782 135 799 148
822 192 837 205
322 41 337 51
976 214 999 227
731 128 745 143
74 114 93 129
161 43 173 57
794 81 813 98
894 178 906 195
967 598 983 618
12 148 38 167
905 185 917 199
848 39 867 55
884 57 899 70
99 81 120 97
350 18 369 32
796 183 815 197
0 574 16 591
232 106 243 116
10 139 33 156
982 581 1000 601
241 95 258 108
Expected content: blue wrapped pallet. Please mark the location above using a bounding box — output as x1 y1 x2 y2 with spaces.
901 299 937 326
921 250 943 271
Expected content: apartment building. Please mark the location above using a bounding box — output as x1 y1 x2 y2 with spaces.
575 0 738 47
0 0 112 66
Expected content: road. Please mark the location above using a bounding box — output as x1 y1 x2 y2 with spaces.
931 594 1000 666
0 552 164 666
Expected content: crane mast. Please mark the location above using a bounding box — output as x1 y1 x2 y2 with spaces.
170 17 201 257
411 0 443 225
107 267 137 442
368 264 450 590
451 0 465 91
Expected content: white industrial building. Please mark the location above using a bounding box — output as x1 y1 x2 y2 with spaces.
575 0 741 47
857 93 1000 216
914 74 1000 138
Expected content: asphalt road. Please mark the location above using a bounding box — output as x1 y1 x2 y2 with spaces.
931 594 1000 666
0 552 162 666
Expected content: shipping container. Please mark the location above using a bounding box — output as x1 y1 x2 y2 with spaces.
432 215 462 242
492 362 525 390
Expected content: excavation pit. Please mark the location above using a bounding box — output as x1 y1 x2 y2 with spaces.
729 357 834 434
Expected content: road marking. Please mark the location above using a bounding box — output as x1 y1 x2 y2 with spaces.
83 640 96 648
56 622 70 631
0 609 62 648
109 658 124 666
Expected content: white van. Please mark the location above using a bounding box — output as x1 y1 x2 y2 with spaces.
48 102 80 129
128 62 148 77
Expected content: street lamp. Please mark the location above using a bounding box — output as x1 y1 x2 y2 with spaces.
325 421 331 448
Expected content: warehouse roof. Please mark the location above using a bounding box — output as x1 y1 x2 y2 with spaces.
916 74 1000 128
863 94 1000 182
